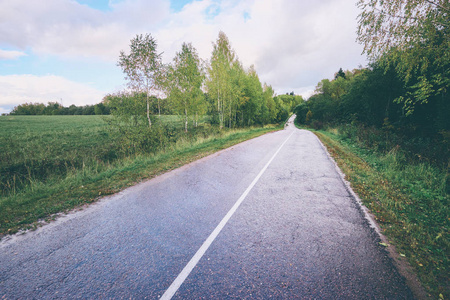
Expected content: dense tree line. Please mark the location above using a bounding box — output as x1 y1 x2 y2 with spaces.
9 102 110 116
114 31 303 133
295 1 449 164
296 64 449 133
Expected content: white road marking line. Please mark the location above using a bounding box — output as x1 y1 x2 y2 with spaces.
160 130 295 300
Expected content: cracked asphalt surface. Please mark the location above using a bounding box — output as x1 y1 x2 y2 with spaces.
0 116 414 299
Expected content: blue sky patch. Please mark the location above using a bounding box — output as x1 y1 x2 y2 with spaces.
170 0 194 12
243 11 250 22
75 0 112 11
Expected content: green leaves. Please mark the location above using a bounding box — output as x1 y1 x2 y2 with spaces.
118 33 163 128
357 0 450 116
206 31 237 129
166 43 205 132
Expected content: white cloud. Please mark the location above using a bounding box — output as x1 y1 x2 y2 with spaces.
0 0 170 61
0 75 106 113
0 0 368 104
0 49 27 60
151 0 367 94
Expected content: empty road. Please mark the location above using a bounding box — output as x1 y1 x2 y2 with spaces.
0 116 414 299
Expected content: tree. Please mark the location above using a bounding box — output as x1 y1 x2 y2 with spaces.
118 33 163 128
166 42 205 132
335 68 346 80
357 0 449 115
43 102 62 115
315 79 332 98
107 91 147 126
206 31 236 129
357 0 449 59
94 103 108 115
10 103 46 115
263 84 278 123
239 65 264 126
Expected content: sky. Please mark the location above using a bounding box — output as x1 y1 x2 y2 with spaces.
0 0 368 114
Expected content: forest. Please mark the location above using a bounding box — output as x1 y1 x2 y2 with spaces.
294 0 449 166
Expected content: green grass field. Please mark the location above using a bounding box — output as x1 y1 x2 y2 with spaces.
1 115 118 195
0 115 280 237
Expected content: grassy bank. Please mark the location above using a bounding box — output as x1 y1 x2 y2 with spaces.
0 115 280 238
302 124 449 298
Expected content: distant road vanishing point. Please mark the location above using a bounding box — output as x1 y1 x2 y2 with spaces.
0 115 414 299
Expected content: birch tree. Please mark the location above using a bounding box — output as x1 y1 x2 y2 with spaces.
357 0 449 115
357 0 449 60
206 31 236 129
263 84 277 123
118 34 162 128
166 43 205 132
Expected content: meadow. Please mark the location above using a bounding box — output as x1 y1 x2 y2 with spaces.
1 115 116 195
0 115 280 237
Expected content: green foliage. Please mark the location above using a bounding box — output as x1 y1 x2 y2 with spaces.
165 42 205 132
275 94 304 112
293 103 309 124
297 64 449 164
357 0 450 115
305 110 312 124
118 33 163 127
357 0 449 60
294 92 338 126
94 103 108 115
262 84 278 123
237 65 264 126
107 91 147 125
9 102 108 116
205 31 287 128
105 91 178 156
206 31 237 129
335 67 346 80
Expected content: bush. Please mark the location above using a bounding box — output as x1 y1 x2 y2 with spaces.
293 103 309 124
311 120 324 130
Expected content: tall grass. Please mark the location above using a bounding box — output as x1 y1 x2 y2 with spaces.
1 115 118 195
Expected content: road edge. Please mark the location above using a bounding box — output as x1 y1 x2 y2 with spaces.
311 129 429 300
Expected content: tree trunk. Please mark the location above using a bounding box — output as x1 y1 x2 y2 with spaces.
158 98 161 117
147 95 152 128
218 90 222 129
229 104 232 128
185 104 188 132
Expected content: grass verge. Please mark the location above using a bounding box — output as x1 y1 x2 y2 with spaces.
303 125 449 299
0 125 280 239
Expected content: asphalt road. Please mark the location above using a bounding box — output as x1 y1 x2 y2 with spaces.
0 116 414 299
